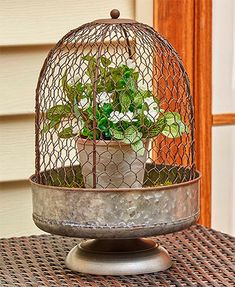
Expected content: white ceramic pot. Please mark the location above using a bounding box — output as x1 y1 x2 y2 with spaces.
76 138 149 188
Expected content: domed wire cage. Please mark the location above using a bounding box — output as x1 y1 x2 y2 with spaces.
35 11 195 190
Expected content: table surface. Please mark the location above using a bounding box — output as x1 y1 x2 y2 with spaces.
0 224 234 287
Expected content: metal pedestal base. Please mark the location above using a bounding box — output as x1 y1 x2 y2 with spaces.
65 238 172 275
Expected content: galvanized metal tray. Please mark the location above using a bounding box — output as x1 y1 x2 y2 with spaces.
30 164 200 239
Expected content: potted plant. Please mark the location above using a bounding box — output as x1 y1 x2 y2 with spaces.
43 56 188 188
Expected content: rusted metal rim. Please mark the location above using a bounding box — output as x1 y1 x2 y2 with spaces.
93 19 137 24
29 170 201 193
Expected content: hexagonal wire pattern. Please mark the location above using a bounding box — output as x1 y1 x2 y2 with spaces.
35 15 195 189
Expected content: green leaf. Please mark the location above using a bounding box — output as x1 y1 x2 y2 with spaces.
46 105 71 120
73 97 80 118
133 71 139 82
58 127 74 138
43 114 61 133
101 56 111 67
49 115 61 128
83 55 97 82
98 117 108 132
147 126 162 138
104 130 111 139
131 140 145 156
179 122 189 134
161 112 188 138
75 82 84 97
146 116 166 138
61 73 74 102
42 124 50 133
123 126 142 144
61 76 84 104
163 112 181 125
81 127 89 137
103 103 113 116
144 90 154 98
162 123 181 138
133 92 143 108
81 127 99 140
87 62 96 82
61 73 69 91
123 70 131 81
82 55 95 62
110 128 124 140
87 106 98 120
116 79 126 90
120 93 131 112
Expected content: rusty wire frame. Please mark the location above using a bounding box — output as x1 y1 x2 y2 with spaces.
35 18 195 189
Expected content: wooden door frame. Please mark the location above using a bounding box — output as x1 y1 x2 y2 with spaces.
153 0 212 226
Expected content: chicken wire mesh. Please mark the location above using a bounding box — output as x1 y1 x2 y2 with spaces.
35 12 195 189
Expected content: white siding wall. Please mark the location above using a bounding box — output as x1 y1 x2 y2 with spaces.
0 182 42 237
1 0 135 46
212 0 235 236
0 0 135 238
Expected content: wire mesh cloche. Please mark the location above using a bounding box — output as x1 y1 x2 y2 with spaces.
31 10 200 275
35 9 195 190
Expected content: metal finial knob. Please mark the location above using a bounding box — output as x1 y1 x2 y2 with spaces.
110 9 120 19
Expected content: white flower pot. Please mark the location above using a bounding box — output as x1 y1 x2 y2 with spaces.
76 138 149 188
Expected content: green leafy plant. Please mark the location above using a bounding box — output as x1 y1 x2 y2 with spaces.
43 56 188 155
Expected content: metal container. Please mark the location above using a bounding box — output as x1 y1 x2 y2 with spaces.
30 166 200 239
30 165 200 275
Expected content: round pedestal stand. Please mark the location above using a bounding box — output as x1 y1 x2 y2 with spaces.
65 238 172 275
31 168 200 275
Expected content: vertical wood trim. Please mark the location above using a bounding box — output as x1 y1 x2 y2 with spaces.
194 0 212 226
153 0 194 167
153 0 212 227
153 0 194 84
